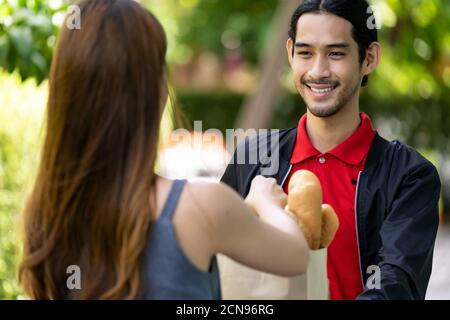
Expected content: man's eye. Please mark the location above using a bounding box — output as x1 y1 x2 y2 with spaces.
330 52 345 57
297 51 312 57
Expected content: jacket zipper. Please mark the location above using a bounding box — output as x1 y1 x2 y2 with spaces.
354 171 365 289
280 164 293 188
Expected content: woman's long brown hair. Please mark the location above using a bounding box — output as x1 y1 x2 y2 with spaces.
19 0 167 299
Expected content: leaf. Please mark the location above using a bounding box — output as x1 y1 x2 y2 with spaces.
31 51 47 72
29 13 53 34
0 35 9 67
9 26 33 59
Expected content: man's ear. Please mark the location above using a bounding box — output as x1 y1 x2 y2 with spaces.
286 38 294 67
363 42 381 78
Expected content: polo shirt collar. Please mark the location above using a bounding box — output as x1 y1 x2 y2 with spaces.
291 112 375 166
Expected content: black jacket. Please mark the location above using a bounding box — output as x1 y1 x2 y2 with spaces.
221 128 441 300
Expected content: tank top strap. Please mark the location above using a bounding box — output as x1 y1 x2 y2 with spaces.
159 179 187 221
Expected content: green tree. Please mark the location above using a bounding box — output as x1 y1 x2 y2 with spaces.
0 0 72 84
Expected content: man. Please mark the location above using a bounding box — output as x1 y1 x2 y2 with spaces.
221 0 441 300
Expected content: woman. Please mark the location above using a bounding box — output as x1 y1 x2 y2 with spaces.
19 0 309 299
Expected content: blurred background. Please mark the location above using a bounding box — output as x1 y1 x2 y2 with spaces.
0 0 449 299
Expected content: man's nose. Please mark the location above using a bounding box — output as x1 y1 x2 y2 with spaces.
308 56 331 80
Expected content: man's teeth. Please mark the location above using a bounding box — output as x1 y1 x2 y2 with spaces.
310 86 335 93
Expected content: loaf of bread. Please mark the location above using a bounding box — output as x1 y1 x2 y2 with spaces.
285 170 339 250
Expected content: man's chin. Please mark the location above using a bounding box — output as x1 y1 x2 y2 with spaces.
307 104 342 118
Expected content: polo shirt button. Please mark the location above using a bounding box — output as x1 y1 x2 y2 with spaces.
318 157 326 164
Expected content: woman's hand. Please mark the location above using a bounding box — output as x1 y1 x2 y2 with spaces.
245 176 287 215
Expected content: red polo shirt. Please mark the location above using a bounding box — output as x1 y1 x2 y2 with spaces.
283 112 375 300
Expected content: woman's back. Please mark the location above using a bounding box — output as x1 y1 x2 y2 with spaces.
142 179 221 299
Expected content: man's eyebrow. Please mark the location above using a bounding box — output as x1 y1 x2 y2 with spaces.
294 42 351 49
327 42 351 49
294 42 312 48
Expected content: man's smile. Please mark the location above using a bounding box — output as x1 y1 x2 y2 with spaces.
304 83 339 98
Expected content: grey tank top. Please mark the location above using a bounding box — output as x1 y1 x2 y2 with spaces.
141 179 222 299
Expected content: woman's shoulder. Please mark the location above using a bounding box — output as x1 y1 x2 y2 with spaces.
186 179 229 194
179 179 248 229
184 179 240 209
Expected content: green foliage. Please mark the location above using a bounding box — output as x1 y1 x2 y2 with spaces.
149 0 279 65
176 91 243 132
370 0 450 99
0 0 71 84
0 71 46 299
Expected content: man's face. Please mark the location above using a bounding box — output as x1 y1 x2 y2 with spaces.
287 13 364 118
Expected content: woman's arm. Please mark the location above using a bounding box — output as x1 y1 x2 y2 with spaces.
203 176 310 277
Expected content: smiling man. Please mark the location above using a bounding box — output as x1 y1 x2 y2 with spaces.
221 0 441 300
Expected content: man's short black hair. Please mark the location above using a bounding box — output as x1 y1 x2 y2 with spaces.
288 0 378 87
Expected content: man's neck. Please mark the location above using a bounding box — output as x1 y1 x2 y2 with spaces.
305 107 361 153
